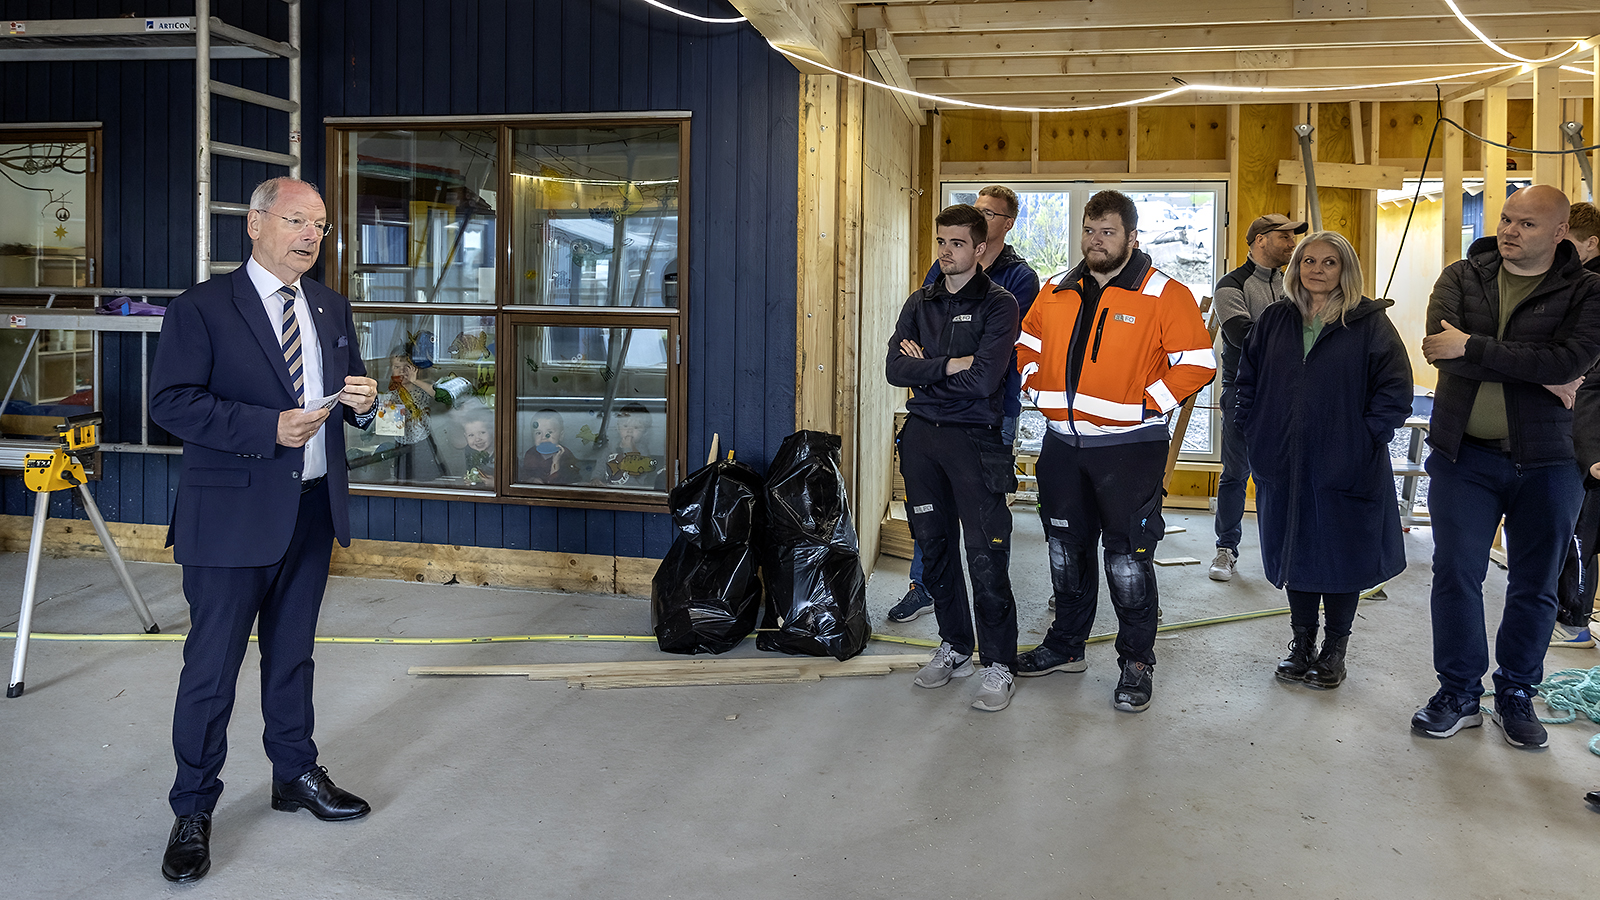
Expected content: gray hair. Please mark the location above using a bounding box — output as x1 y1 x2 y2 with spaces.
1283 231 1365 324
249 176 319 212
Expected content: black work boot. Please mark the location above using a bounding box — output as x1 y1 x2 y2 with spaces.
1275 624 1318 683
1303 633 1349 689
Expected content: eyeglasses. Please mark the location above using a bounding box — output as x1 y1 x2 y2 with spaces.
979 209 1015 221
256 210 333 238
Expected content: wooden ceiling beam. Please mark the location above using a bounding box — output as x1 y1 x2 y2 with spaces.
864 28 927 124
866 0 1597 36
864 0 1600 35
903 45 1578 79
925 81 1591 110
891 22 1594 59
728 0 852 70
916 66 1572 96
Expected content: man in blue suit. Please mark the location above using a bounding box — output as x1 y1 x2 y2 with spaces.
150 177 379 883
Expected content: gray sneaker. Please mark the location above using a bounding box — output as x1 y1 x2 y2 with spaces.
1208 548 1237 582
913 642 974 688
970 664 1016 711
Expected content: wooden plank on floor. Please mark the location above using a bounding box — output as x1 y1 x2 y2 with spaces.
574 670 817 689
408 652 930 680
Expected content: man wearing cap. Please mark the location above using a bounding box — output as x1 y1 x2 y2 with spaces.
1207 213 1306 581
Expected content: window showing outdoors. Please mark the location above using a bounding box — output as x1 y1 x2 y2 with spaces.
333 118 685 506
0 138 93 289
511 324 672 492
344 312 498 491
945 181 1225 458
510 125 680 308
343 130 499 305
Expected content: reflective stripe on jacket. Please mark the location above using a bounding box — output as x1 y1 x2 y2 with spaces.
1017 252 1215 438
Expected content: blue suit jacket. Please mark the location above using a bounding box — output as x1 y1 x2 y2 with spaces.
150 266 367 567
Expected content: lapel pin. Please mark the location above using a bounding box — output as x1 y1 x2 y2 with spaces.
317 307 323 313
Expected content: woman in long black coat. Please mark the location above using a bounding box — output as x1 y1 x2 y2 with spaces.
1236 230 1413 689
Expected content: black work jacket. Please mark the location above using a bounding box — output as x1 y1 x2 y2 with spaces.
1426 237 1600 466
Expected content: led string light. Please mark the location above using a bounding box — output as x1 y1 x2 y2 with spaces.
1442 0 1591 65
771 44 1518 113
634 0 1583 113
636 0 746 25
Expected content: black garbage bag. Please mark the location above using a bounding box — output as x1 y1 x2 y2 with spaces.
651 457 765 655
757 430 869 661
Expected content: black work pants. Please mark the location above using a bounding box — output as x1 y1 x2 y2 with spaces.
897 415 1018 669
1035 432 1168 667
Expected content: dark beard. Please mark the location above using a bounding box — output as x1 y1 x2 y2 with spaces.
1085 242 1132 275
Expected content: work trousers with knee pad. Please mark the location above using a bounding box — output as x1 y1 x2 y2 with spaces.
897 415 1018 670
1035 432 1168 667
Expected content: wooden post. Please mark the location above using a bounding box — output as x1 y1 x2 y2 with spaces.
1483 86 1508 233
833 35 867 500
1226 105 1241 271
1443 99 1465 267
795 73 840 433
1532 65 1561 186
1128 106 1140 174
1358 100 1379 298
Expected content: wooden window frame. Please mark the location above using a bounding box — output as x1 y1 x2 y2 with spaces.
326 115 689 512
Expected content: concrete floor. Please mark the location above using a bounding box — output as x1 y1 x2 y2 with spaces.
3 509 1598 899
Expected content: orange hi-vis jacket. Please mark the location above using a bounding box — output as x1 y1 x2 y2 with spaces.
1017 253 1215 441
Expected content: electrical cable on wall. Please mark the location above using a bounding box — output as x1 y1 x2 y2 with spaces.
1382 88 1600 298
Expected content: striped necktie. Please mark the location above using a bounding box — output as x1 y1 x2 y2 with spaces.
276 285 305 403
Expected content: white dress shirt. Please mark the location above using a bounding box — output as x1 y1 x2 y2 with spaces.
246 257 327 480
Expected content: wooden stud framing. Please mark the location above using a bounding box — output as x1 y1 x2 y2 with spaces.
1443 99 1465 268
1533 65 1561 186
1483 86 1508 232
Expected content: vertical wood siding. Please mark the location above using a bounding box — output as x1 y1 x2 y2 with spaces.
0 0 796 560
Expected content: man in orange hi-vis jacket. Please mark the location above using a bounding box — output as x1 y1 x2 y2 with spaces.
1013 189 1215 714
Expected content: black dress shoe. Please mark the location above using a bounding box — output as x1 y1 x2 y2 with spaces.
161 811 211 883
271 765 371 821
1586 789 1600 807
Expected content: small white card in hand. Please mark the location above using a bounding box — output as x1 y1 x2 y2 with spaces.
305 391 342 412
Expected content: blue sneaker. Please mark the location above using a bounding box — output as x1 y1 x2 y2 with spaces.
1550 623 1595 648
888 582 935 623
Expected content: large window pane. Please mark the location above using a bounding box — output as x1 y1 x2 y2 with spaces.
0 140 90 287
510 125 680 307
343 130 499 305
512 324 670 492
345 312 498 490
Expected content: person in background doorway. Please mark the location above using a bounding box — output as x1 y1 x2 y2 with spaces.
887 203 1022 712
1208 213 1305 582
1235 231 1412 689
1411 184 1600 749
1014 190 1215 713
889 185 1040 625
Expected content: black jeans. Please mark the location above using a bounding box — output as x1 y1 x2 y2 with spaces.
1035 432 1168 667
898 415 1018 669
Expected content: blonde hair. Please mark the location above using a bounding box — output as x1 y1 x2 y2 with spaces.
1284 231 1365 324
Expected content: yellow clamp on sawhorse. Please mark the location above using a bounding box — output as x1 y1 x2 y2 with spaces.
8 412 159 698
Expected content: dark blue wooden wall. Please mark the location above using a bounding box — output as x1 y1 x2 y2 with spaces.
0 0 799 560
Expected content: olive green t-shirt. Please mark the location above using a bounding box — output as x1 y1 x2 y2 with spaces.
1465 267 1548 440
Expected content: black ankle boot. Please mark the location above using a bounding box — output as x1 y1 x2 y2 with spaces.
1275 625 1318 683
1303 633 1349 689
